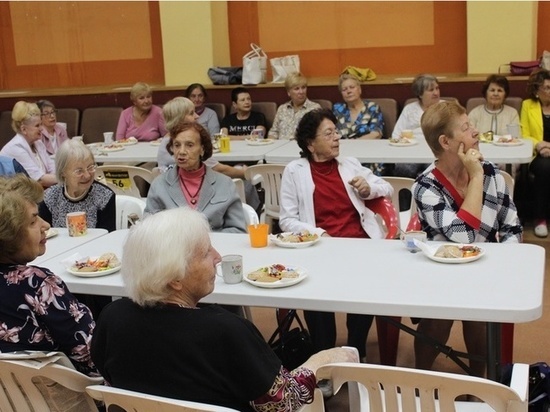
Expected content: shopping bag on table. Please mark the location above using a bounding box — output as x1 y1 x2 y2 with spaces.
270 55 300 83
242 43 267 85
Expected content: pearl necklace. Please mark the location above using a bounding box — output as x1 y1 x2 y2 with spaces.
64 185 88 202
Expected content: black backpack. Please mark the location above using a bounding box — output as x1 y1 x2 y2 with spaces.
502 362 550 411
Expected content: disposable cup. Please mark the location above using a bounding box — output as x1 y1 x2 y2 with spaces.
103 132 114 145
248 223 269 248
220 136 231 153
402 230 427 252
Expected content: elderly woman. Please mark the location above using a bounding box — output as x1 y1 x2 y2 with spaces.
39 139 116 232
37 99 69 155
0 174 97 376
91 207 357 411
221 87 267 139
333 73 384 140
157 97 261 212
185 83 220 136
392 74 442 178
279 109 393 378
412 101 522 377
115 81 167 142
0 101 56 188
146 121 246 233
268 72 321 140
521 69 550 237
468 74 520 136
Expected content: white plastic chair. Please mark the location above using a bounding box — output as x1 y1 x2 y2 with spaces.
86 384 240 412
383 176 417 232
115 195 146 230
501 170 515 200
232 178 246 203
0 357 103 412
244 164 285 232
96 165 155 198
306 362 529 412
242 202 259 226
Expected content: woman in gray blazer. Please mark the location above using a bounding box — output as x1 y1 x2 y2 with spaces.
145 121 246 233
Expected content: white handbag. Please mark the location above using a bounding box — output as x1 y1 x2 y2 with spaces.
242 43 267 85
270 55 300 83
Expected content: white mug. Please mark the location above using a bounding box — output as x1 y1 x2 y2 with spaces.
217 254 243 284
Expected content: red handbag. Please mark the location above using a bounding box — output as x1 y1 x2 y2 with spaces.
509 60 540 76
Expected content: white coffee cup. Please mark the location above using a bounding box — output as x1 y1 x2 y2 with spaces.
218 254 243 284
103 132 114 145
506 124 521 139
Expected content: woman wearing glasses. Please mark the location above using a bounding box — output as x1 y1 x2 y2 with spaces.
279 109 393 391
39 139 115 232
521 69 550 237
37 99 69 155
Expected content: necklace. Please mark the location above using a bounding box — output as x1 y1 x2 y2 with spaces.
181 174 205 205
64 185 87 202
163 301 198 309
310 160 335 176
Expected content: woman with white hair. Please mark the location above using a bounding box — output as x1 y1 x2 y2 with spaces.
115 81 167 142
0 101 56 188
91 207 357 411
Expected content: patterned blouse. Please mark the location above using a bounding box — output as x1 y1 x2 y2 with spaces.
269 99 321 140
413 161 522 244
0 264 98 376
333 99 385 139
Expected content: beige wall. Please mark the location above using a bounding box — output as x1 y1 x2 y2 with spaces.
159 1 229 86
467 1 538 74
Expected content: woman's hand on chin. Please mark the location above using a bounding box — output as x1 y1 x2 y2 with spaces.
457 143 483 178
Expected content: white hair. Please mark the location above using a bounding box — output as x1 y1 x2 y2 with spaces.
122 207 211 307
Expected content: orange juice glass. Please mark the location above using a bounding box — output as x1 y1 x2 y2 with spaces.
248 224 269 248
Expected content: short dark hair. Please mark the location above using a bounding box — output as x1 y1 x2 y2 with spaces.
167 122 213 161
231 87 250 103
482 74 510 98
36 99 55 111
185 83 207 99
295 109 338 160
527 69 550 100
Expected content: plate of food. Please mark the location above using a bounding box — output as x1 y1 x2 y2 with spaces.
45 228 58 239
388 137 418 147
269 231 320 248
492 135 523 146
244 264 307 288
118 136 138 145
417 242 484 264
100 143 125 152
66 253 122 277
246 138 275 146
150 139 163 146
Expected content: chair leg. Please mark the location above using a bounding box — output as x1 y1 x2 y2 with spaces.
501 323 514 364
376 316 401 366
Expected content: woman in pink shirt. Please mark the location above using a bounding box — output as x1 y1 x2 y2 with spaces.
37 99 69 155
115 82 167 142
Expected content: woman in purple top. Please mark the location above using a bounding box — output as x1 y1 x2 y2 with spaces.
37 99 69 155
115 82 167 142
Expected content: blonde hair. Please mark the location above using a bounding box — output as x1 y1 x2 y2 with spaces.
162 97 195 132
122 208 211 307
421 100 466 156
338 73 361 92
11 101 40 133
130 82 152 102
285 72 307 91
0 174 44 261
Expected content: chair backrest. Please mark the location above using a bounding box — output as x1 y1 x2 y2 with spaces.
244 164 285 230
80 107 123 144
115 194 146 229
232 178 246 203
369 98 397 138
242 202 259 226
500 170 515 200
383 177 417 232
311 362 529 412
56 108 80 138
466 97 523 114
86 385 240 412
0 358 103 412
404 96 459 108
96 165 155 198
204 103 227 124
311 99 333 110
364 197 399 239
0 110 13 150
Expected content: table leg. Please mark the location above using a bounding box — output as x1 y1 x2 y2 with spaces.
486 322 502 381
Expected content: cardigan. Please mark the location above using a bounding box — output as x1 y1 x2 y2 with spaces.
0 134 55 181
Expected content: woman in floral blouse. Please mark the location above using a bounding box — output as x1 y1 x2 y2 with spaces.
0 174 97 377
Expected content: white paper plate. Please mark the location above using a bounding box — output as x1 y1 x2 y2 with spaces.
492 139 524 147
246 138 274 146
100 146 125 153
117 138 138 145
269 233 320 248
150 140 162 146
67 263 122 277
244 266 307 288
389 139 418 147
45 228 58 239
423 244 485 264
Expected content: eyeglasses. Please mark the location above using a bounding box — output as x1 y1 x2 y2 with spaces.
316 129 341 139
72 164 97 177
41 110 57 117
539 86 550 93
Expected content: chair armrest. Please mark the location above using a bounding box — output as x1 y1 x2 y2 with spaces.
509 363 529 401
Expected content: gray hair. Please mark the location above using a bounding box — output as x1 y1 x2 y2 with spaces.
162 97 195 132
122 207 211 307
130 82 152 102
411 74 439 99
55 139 95 183
338 73 361 92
